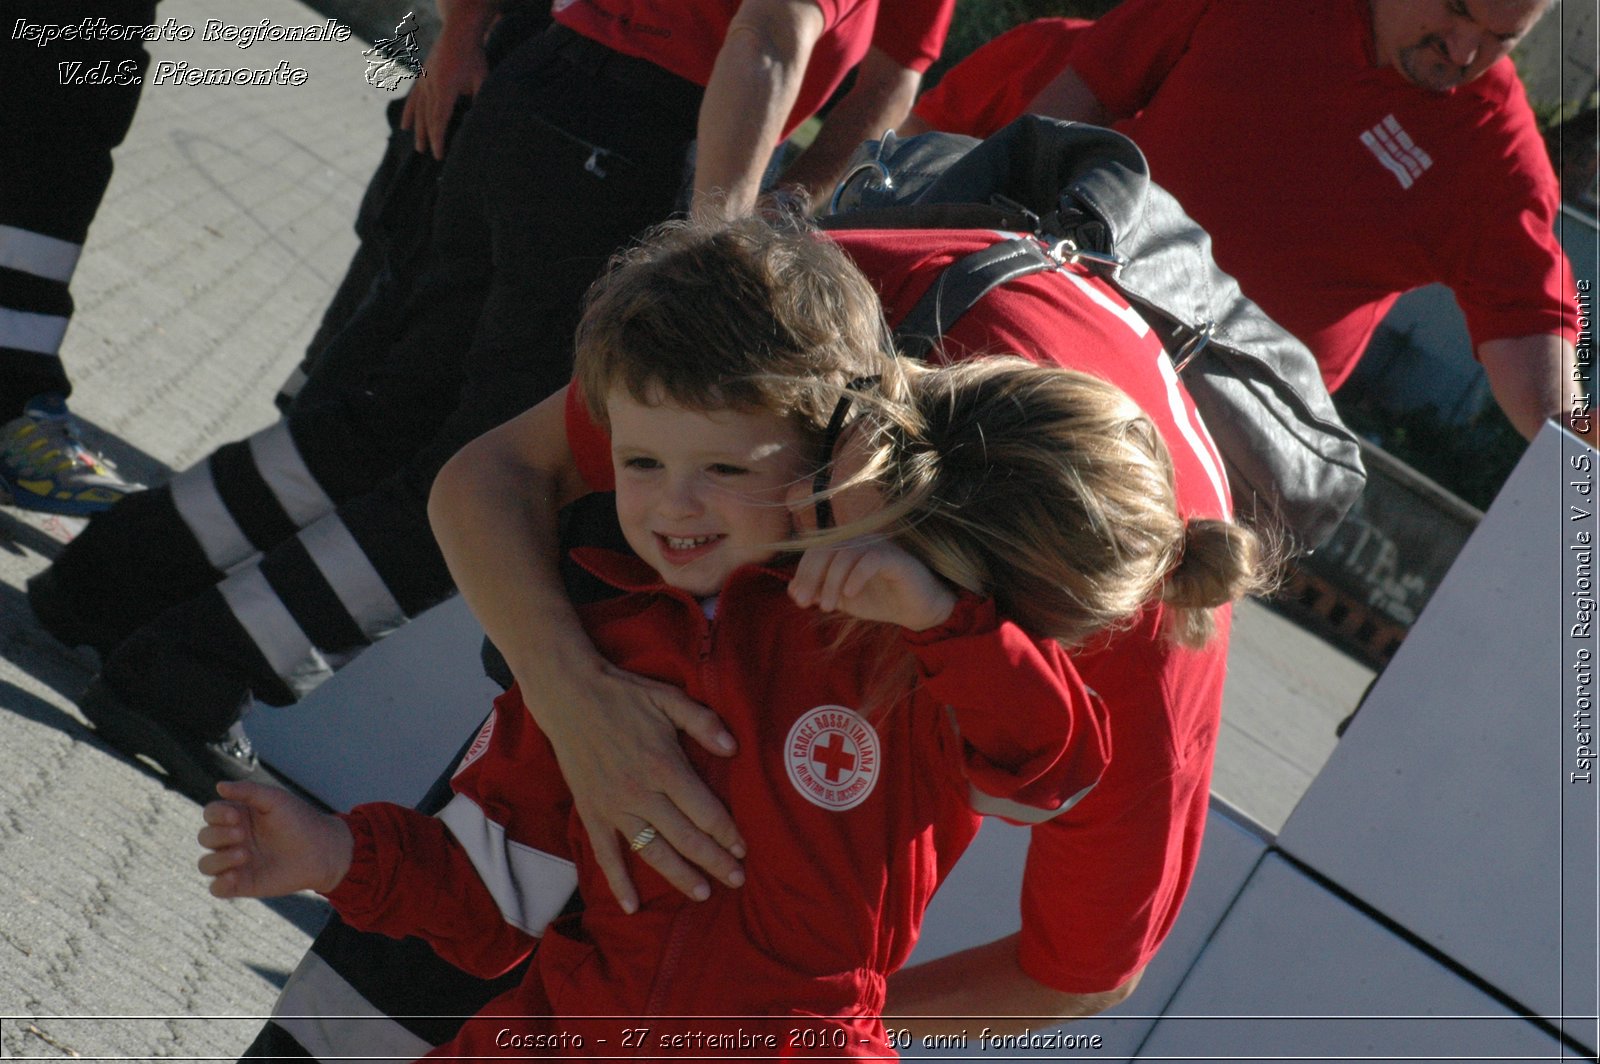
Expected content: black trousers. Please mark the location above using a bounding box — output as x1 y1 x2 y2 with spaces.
0 0 157 416
47 25 702 732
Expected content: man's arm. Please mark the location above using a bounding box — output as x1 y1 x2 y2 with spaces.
1478 333 1593 443
427 388 747 912
774 46 924 209
691 0 825 220
885 934 1142 1034
401 0 497 159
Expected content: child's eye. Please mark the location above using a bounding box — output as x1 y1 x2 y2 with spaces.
621 456 661 471
708 463 749 476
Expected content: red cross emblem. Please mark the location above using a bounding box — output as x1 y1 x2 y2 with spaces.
785 705 880 811
811 733 857 782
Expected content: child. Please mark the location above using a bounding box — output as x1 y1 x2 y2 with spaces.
198 217 1261 1058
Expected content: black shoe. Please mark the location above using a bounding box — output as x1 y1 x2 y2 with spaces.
78 678 279 803
27 566 125 660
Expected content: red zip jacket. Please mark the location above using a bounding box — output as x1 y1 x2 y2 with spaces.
326 551 1109 1059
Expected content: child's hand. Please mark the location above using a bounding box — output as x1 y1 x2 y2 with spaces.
197 781 354 899
789 538 958 632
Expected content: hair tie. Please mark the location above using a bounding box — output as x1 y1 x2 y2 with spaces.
812 376 880 529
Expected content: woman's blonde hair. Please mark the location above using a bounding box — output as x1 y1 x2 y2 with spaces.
817 356 1268 649
573 215 896 441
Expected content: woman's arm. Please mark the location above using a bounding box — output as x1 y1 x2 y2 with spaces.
886 935 1142 1034
428 389 748 912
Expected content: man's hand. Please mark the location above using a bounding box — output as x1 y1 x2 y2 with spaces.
399 0 498 159
772 45 923 210
400 28 488 159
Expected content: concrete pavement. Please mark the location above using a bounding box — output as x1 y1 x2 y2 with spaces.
1 2 387 1058
0 1 1373 1058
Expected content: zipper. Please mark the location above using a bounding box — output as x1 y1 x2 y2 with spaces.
643 902 699 1016
522 110 633 179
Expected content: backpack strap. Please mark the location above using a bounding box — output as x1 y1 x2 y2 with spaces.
895 237 1056 359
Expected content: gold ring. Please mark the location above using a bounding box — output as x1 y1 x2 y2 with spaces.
628 825 659 852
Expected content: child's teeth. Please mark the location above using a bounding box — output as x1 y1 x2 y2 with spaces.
667 535 715 550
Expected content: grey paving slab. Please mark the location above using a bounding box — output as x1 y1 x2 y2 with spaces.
1137 854 1575 1061
1277 424 1599 1053
1214 599 1375 833
901 801 1270 1062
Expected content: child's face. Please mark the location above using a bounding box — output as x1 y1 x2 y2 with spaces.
609 389 811 597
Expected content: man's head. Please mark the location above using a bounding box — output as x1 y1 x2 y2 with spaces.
1369 0 1550 91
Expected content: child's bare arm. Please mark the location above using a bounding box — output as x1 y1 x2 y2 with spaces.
197 781 353 899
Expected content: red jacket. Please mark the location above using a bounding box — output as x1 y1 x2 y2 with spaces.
328 551 1109 1059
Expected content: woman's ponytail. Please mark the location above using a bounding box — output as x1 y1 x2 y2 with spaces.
1161 519 1274 648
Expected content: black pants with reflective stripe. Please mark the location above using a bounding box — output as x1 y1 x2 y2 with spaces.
0 0 156 416
49 26 702 730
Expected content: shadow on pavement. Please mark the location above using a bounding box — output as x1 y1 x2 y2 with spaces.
0 676 92 736
258 892 334 941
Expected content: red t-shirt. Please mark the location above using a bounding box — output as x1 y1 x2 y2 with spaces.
911 0 1576 390
567 228 1234 992
552 0 953 141
912 17 1086 140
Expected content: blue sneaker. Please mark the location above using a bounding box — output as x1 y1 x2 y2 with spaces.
0 396 136 516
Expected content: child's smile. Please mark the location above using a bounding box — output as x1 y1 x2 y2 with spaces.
608 389 811 597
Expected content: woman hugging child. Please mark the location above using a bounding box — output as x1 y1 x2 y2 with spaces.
197 216 1262 1059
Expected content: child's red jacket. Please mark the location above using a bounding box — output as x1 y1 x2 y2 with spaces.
326 551 1108 1059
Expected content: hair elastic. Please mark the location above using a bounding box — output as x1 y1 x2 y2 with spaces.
811 376 881 530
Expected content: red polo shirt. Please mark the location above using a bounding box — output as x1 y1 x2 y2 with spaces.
911 0 1576 389
553 0 954 141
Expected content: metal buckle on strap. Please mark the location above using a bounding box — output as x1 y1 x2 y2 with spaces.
829 159 894 214
1044 238 1128 279
1171 320 1216 373
828 133 898 215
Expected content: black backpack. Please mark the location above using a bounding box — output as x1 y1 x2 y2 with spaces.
819 116 1365 550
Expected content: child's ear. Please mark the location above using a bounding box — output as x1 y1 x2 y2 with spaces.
785 478 819 534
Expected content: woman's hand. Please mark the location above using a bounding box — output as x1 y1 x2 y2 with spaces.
430 390 748 914
789 537 957 632
197 781 354 899
525 660 749 914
